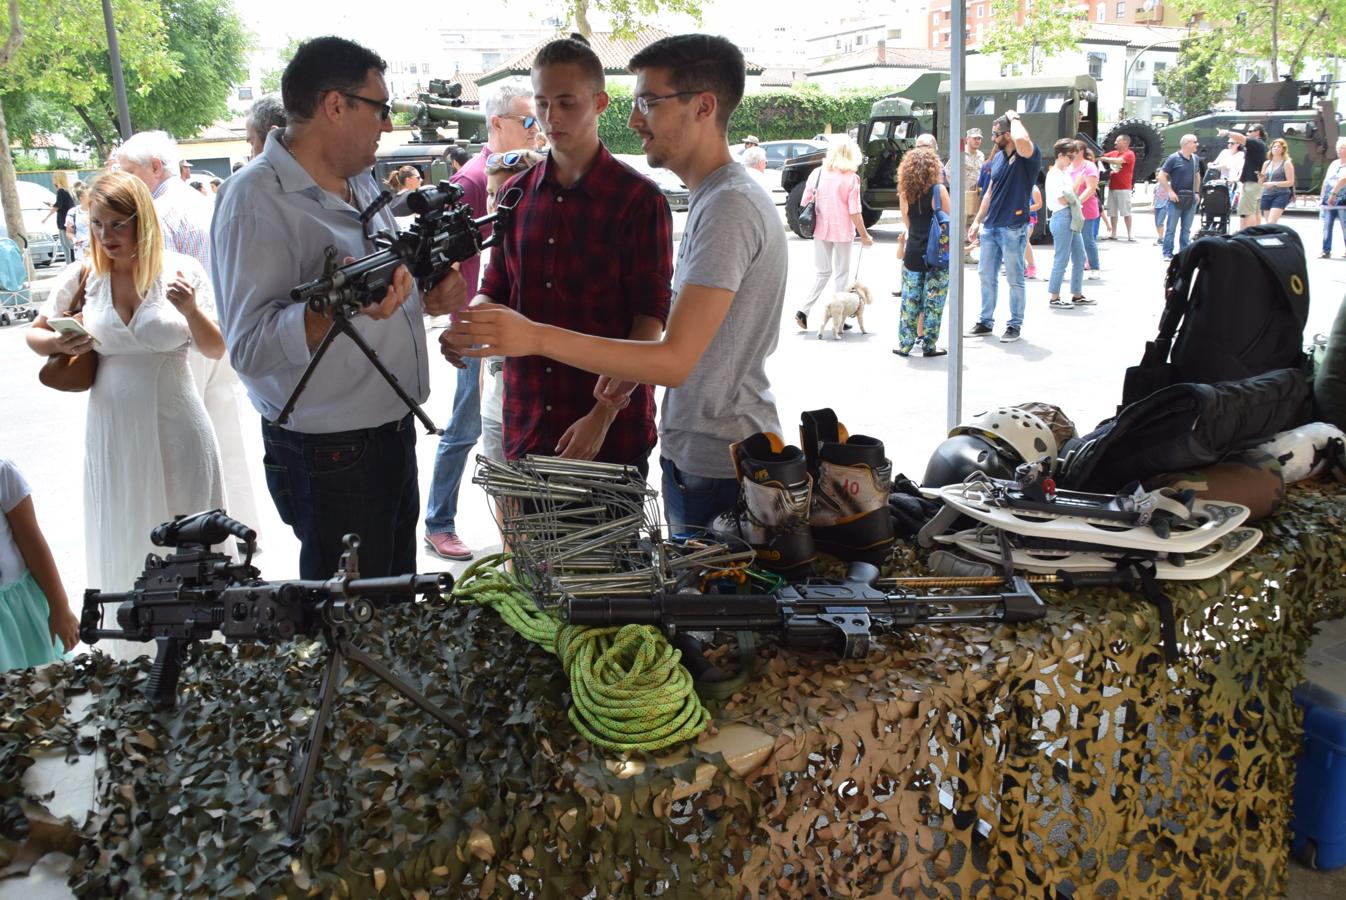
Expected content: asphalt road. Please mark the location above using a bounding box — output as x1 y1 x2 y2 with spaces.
3 202 1344 613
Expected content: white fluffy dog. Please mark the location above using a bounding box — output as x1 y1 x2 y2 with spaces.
817 282 873 340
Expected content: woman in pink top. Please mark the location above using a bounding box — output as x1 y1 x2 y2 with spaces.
1071 142 1101 278
794 139 874 329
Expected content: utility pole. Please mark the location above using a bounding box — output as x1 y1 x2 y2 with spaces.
102 0 133 140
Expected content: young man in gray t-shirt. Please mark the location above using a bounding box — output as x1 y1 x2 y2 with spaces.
442 34 786 529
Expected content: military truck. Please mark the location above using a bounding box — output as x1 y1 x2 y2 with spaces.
1158 78 1339 195
781 74 1156 240
374 80 487 185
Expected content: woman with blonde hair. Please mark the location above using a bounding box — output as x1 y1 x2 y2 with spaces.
27 172 226 611
794 138 874 330
1259 138 1295 224
894 148 951 357
41 171 76 263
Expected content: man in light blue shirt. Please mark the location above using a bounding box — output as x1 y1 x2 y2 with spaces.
212 37 464 580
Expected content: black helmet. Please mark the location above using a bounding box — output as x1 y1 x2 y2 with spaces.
922 434 1017 488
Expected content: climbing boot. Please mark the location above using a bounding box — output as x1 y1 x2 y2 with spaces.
711 432 816 578
799 408 897 566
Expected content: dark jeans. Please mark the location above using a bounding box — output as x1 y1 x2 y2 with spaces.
660 456 739 537
262 414 419 580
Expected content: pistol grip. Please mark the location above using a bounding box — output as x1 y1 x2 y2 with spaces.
145 637 183 710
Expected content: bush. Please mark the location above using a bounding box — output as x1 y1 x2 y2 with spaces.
596 85 901 155
51 156 82 170
10 153 44 172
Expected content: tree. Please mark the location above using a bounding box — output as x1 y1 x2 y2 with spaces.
562 0 704 39
980 0 1089 76
260 37 303 96
1171 0 1346 81
1154 34 1238 119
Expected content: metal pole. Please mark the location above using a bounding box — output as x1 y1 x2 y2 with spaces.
946 1 966 431
102 0 133 140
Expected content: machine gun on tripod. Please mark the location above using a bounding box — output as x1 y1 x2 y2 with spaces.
79 509 464 840
277 181 522 434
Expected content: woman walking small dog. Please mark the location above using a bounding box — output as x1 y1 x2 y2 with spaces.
794 138 873 329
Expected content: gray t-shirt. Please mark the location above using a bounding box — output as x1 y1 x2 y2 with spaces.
659 162 787 479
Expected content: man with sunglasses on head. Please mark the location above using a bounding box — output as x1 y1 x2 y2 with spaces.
444 34 786 531
211 36 466 582
422 86 539 563
442 35 673 480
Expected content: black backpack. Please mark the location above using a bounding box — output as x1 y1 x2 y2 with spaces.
1121 224 1309 410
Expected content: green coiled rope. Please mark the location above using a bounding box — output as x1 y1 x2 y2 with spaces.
450 554 710 752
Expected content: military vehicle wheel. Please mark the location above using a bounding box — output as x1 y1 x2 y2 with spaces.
1103 118 1165 183
786 181 808 237
861 203 882 228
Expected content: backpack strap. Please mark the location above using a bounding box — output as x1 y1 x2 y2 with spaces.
931 183 941 213
1229 225 1310 330
1147 242 1212 366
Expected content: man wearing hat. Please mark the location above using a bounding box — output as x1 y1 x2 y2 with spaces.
179 159 193 182
960 128 985 263
742 134 760 148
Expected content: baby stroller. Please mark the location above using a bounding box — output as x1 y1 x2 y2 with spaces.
0 238 35 327
1194 170 1234 237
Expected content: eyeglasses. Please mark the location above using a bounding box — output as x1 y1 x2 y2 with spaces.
90 212 137 235
633 90 707 116
500 114 538 130
487 151 530 170
340 91 392 121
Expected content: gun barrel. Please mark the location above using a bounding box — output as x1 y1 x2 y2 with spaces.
567 594 782 629
344 573 453 597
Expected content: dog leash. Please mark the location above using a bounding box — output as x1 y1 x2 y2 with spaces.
851 242 867 284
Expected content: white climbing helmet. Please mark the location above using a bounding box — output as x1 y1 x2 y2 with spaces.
950 406 1059 470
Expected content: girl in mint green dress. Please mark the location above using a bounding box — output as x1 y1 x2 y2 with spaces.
0 458 80 671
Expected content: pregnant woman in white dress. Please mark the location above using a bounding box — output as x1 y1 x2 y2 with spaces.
27 172 226 648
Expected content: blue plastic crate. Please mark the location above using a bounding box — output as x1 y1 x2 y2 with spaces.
1292 682 1346 870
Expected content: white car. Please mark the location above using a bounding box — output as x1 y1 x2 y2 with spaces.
0 180 65 268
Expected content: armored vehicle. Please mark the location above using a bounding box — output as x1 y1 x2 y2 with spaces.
1158 78 1339 195
781 74 1129 240
374 80 487 185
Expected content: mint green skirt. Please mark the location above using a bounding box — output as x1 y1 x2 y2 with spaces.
0 571 65 672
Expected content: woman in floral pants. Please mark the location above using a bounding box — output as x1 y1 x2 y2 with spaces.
894 148 951 357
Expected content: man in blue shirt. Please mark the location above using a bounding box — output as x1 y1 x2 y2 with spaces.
1157 133 1202 261
212 37 464 580
967 110 1041 343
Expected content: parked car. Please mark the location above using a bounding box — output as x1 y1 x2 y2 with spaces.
0 181 65 268
615 154 690 213
730 139 830 170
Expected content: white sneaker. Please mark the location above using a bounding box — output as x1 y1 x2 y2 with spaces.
1086 271 1101 281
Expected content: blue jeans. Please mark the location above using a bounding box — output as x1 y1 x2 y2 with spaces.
978 223 1028 330
1047 209 1085 296
1322 207 1346 254
1083 217 1100 269
660 456 739 536
262 414 419 580
1162 201 1197 257
424 357 482 535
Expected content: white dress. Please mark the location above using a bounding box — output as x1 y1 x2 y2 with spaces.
46 254 225 603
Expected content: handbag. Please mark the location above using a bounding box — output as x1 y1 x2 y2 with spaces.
1176 157 1200 210
797 169 820 240
924 184 950 269
37 264 98 392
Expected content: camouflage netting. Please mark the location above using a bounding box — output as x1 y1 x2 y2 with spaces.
1 483 1344 897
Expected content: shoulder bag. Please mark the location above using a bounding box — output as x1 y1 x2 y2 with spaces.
1176 157 1199 211
924 185 951 270
797 169 821 240
37 264 98 392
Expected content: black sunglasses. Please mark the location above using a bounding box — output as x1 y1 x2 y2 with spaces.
340 91 392 121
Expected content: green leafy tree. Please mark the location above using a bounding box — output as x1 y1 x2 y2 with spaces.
0 0 174 274
563 0 704 39
1172 0 1346 80
260 37 303 95
980 0 1089 76
1154 33 1238 119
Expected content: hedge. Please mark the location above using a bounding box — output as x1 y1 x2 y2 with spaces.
597 84 901 155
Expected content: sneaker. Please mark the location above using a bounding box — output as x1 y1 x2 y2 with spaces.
1025 265 1038 279
999 326 1021 343
1321 253 1332 259
969 322 994 337
1086 271 1101 281
1163 255 1173 262
1049 296 1074 309
425 532 473 560
1073 294 1095 305
794 311 807 329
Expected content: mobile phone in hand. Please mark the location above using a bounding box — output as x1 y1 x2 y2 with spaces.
47 316 99 345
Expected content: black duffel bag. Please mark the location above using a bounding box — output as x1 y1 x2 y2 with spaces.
1059 368 1312 493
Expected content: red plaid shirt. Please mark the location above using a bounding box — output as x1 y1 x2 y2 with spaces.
480 145 673 464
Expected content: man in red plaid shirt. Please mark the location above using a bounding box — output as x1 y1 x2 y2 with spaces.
471 36 673 473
